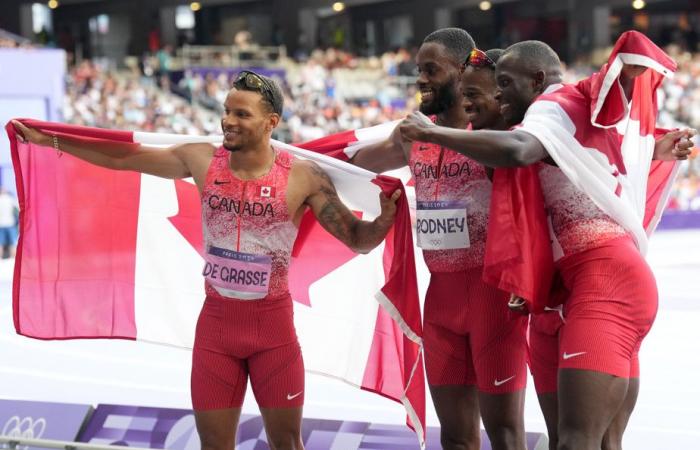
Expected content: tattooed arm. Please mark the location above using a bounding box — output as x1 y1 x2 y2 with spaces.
299 160 401 254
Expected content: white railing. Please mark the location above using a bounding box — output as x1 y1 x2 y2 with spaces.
0 436 152 450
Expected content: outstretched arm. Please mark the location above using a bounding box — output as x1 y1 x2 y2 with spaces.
12 120 195 179
300 160 401 254
349 124 412 173
398 112 548 168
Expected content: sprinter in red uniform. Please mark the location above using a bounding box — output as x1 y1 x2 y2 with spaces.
396 38 694 450
13 70 401 450
351 29 529 450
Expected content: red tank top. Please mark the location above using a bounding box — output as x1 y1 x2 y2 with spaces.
537 162 629 259
408 140 491 272
201 147 298 300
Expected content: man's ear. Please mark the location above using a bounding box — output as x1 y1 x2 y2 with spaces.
533 70 546 94
268 113 281 131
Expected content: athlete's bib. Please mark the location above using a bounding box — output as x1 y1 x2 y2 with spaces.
203 245 272 300
416 201 470 250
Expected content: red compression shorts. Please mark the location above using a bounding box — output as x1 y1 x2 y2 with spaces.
557 236 657 378
528 309 564 394
191 295 305 410
423 268 528 394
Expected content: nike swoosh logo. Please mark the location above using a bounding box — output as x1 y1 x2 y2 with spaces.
562 351 587 360
214 180 230 185
493 375 516 386
287 391 303 400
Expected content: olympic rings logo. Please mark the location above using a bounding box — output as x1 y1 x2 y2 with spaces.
1 416 47 450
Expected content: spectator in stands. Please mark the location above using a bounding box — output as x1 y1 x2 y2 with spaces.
156 44 173 87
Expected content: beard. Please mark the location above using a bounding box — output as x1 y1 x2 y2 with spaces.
419 80 458 116
222 142 242 152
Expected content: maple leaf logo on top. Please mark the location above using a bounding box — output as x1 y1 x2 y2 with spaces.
259 186 275 198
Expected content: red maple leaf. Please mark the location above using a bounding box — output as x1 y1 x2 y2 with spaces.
168 180 204 255
288 209 362 306
167 179 361 307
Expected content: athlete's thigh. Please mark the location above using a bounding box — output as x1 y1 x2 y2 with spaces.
478 389 525 427
429 384 480 441
191 299 249 410
248 296 305 408
248 339 305 408
194 408 242 450
259 407 304 450
470 287 528 394
558 368 629 436
602 377 640 450
528 311 563 396
423 272 475 386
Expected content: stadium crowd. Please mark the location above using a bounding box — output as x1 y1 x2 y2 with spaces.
60 46 699 211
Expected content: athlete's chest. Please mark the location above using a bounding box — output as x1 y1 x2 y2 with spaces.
202 154 292 223
409 142 486 183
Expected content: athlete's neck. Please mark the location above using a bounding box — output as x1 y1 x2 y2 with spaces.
228 143 275 180
435 104 470 129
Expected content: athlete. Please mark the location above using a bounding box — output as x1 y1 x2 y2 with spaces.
397 38 694 450
352 27 529 450
13 70 401 450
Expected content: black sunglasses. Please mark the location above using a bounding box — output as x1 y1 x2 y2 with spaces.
233 71 274 105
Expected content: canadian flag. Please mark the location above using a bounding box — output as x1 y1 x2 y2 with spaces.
258 185 275 198
484 31 680 312
6 120 426 446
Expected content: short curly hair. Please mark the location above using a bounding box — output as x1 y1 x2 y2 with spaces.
423 28 476 65
502 41 560 73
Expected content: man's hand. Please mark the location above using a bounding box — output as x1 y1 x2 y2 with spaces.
12 120 51 146
376 189 402 226
654 128 696 161
398 112 436 142
508 294 529 315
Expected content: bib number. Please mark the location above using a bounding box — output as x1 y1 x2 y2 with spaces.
416 201 470 250
203 246 272 300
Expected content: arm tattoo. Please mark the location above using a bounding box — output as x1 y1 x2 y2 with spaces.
307 162 358 244
306 162 390 253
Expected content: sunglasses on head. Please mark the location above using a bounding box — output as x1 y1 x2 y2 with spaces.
466 48 495 68
233 70 274 104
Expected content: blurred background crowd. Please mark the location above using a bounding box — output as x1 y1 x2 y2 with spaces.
1 0 699 231
55 44 699 213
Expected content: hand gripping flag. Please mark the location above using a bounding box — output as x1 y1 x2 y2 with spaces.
484 30 679 312
6 119 426 447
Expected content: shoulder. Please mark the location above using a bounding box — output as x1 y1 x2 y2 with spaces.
172 142 218 163
291 159 329 180
523 96 580 137
290 159 336 195
273 148 295 169
173 142 218 155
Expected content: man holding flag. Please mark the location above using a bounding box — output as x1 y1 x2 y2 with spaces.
397 33 694 449
12 70 402 450
335 28 530 450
